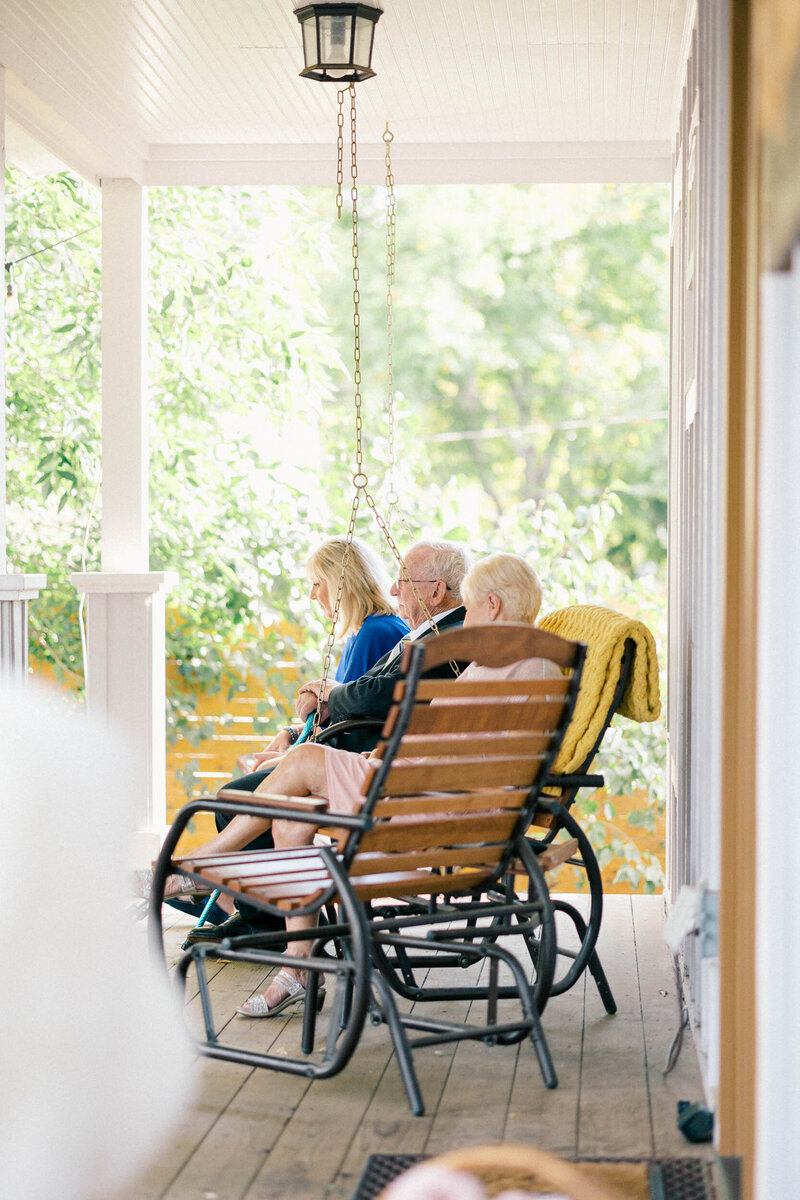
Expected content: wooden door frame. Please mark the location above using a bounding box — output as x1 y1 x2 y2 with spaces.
719 1 759 1194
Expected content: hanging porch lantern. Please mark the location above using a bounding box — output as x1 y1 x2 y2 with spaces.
294 3 382 82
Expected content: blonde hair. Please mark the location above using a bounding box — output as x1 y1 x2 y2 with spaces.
307 536 395 635
462 553 544 625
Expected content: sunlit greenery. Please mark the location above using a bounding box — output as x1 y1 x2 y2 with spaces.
5 168 668 888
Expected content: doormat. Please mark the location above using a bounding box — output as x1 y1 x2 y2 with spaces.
352 1154 716 1200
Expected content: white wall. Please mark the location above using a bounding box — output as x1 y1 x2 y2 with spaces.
755 257 800 1200
666 0 729 1103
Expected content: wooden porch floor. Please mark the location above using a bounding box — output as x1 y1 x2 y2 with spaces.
122 895 711 1200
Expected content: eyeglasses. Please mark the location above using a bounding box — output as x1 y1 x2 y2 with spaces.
394 578 449 588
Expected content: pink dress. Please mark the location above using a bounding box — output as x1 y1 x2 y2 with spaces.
322 655 561 815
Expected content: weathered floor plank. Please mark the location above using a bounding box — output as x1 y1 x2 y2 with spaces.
505 898 590 1156
577 895 654 1158
119 896 712 1200
632 894 713 1159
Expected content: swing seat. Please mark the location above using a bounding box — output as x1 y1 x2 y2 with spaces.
521 604 661 1007
363 605 660 1017
149 623 585 1116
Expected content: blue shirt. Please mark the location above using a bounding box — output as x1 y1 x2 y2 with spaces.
335 612 409 683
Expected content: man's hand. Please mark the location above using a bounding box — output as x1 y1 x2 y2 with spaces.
295 686 319 719
295 679 336 719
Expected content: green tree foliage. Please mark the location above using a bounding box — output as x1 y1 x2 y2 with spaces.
5 172 101 684
310 184 669 571
5 172 347 718
5 169 666 885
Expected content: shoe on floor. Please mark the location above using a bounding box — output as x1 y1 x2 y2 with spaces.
236 970 325 1018
184 910 286 948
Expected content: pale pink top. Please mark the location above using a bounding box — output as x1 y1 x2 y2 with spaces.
322 655 561 816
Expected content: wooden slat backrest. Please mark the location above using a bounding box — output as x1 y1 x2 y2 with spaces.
392 676 572 701
403 623 579 673
341 623 585 895
373 732 552 758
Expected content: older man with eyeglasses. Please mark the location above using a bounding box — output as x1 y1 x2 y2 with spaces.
294 539 471 749
179 539 470 944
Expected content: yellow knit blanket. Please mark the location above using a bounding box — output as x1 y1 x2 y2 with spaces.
539 605 661 776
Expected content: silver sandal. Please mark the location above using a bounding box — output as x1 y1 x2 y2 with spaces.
235 970 326 1018
131 867 209 900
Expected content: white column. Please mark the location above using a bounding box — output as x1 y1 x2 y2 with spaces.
100 178 148 571
0 66 47 685
70 571 175 862
0 66 5 572
72 178 173 862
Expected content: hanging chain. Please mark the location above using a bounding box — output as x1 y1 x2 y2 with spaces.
383 123 414 541
349 84 365 488
311 84 362 736
311 489 360 737
336 90 345 221
309 89 454 738
384 123 398 526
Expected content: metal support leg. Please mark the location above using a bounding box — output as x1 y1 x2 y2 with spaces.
553 900 617 1014
371 973 425 1116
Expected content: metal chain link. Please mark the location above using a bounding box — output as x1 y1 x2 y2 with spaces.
311 489 360 738
310 88 455 737
384 123 398 526
336 90 345 221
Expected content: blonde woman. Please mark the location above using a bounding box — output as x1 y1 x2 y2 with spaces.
246 536 408 769
144 536 406 931
308 535 409 685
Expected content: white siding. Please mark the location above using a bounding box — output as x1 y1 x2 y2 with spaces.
755 258 800 1200
666 0 728 1103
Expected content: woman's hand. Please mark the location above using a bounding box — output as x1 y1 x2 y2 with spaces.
250 749 282 769
261 727 295 756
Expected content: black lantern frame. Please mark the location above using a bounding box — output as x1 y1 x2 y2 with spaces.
295 3 382 83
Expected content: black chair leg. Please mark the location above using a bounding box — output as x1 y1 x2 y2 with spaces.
552 900 616 1014
371 972 425 1117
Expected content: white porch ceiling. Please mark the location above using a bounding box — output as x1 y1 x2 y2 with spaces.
0 0 690 186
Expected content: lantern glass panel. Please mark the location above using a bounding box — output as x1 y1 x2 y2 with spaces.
352 18 375 70
319 12 354 67
301 17 317 66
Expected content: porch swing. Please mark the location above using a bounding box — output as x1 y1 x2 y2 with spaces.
293 91 663 1014
301 82 455 749
185 21 656 1016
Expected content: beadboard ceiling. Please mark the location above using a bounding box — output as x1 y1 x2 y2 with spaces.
1 0 690 185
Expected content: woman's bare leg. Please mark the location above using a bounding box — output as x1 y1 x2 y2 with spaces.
167 745 329 918
237 746 331 1013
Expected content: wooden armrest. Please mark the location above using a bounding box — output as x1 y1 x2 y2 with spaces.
216 787 328 814
536 838 580 873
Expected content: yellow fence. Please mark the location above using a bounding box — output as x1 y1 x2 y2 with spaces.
167 676 664 894
33 662 665 893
